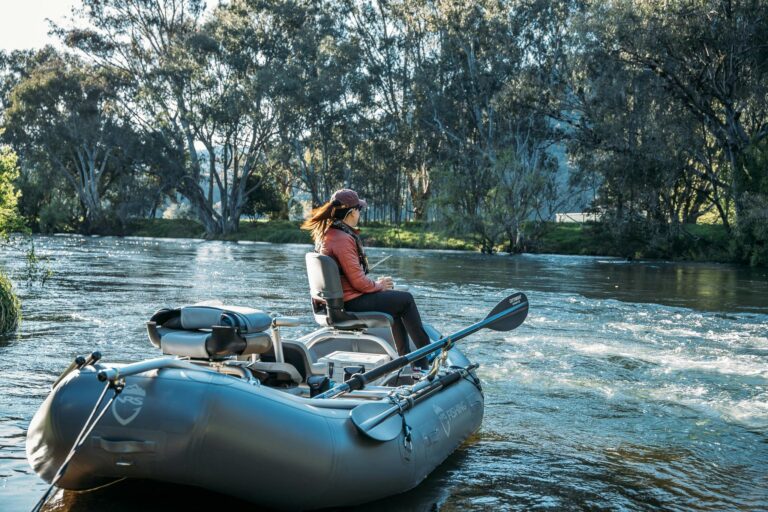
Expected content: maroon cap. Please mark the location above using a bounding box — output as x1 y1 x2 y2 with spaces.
331 188 367 209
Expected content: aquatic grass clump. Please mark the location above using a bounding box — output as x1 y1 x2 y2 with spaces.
0 271 20 334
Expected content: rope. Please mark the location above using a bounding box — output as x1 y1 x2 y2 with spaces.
426 338 453 380
388 390 413 451
32 380 124 512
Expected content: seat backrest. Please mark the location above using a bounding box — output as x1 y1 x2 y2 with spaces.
306 253 344 303
306 253 342 322
305 253 363 327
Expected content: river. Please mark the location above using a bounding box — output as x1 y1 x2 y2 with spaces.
1 235 766 511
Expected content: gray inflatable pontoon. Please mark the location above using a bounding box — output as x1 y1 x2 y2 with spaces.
26 254 487 510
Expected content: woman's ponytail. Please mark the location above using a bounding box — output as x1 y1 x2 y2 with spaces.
301 201 338 243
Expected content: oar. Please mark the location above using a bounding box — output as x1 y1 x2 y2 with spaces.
313 292 528 399
350 368 468 441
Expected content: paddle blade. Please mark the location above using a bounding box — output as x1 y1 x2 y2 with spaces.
484 292 529 332
350 402 403 442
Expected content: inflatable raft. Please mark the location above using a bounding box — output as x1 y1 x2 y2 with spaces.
26 254 528 510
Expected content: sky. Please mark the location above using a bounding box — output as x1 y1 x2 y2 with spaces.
0 1 79 52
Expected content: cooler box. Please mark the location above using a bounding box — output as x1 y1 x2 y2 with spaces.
317 351 390 384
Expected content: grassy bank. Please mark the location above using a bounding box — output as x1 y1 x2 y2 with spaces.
125 218 734 262
127 219 476 250
532 222 733 262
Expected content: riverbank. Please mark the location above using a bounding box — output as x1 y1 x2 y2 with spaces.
122 218 736 263
125 219 475 250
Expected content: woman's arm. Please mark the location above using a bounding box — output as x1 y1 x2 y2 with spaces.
336 236 383 293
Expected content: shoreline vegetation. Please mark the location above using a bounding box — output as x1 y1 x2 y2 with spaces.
113 218 735 264
2 2 766 267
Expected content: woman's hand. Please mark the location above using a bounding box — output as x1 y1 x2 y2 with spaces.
377 276 394 290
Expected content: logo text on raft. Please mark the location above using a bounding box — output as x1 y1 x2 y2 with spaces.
432 399 469 437
112 383 146 426
509 296 522 305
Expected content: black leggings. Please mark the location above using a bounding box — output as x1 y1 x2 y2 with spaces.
345 290 430 361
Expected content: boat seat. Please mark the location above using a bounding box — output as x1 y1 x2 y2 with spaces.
248 362 302 386
147 304 273 360
258 340 318 382
305 253 394 330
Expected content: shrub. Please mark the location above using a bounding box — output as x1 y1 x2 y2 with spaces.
0 271 20 334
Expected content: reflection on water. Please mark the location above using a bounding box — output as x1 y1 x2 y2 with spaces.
1 236 766 511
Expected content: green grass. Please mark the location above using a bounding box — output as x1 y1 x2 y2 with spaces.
127 219 475 250
682 223 730 243
531 222 735 262
359 223 475 250
672 223 732 262
228 220 311 244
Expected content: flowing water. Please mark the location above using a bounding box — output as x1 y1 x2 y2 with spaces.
1 236 767 511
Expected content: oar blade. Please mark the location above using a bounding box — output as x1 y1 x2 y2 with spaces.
484 292 529 332
350 402 404 442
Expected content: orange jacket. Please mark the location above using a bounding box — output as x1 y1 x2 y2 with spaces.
320 227 383 302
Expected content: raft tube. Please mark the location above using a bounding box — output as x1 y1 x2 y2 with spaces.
26 350 483 510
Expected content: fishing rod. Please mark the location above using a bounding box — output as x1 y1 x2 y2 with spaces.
368 254 391 271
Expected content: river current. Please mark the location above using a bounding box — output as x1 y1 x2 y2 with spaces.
0 235 766 511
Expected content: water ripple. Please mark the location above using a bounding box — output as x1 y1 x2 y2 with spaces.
0 236 766 511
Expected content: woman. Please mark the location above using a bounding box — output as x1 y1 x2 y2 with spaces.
301 188 431 370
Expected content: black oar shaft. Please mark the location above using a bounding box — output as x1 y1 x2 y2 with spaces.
314 295 527 399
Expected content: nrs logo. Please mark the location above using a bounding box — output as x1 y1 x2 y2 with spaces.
432 400 469 437
112 383 146 426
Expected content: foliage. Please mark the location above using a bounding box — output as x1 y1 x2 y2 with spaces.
126 218 475 249
0 270 20 335
0 1 767 264
734 140 768 265
561 0 768 265
242 173 286 220
0 147 23 334
23 240 53 286
2 51 143 233
0 147 24 236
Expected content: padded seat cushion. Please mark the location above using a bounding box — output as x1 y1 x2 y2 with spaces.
148 303 273 359
157 328 272 359
248 361 302 385
181 305 272 334
330 311 393 330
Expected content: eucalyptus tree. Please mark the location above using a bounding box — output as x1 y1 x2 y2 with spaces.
63 0 368 234
588 0 768 254
563 48 716 233
60 0 218 230
2 51 137 232
425 1 559 251
340 0 443 221
183 0 294 233
1 49 74 231
63 0 269 234
0 148 27 334
268 0 365 208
